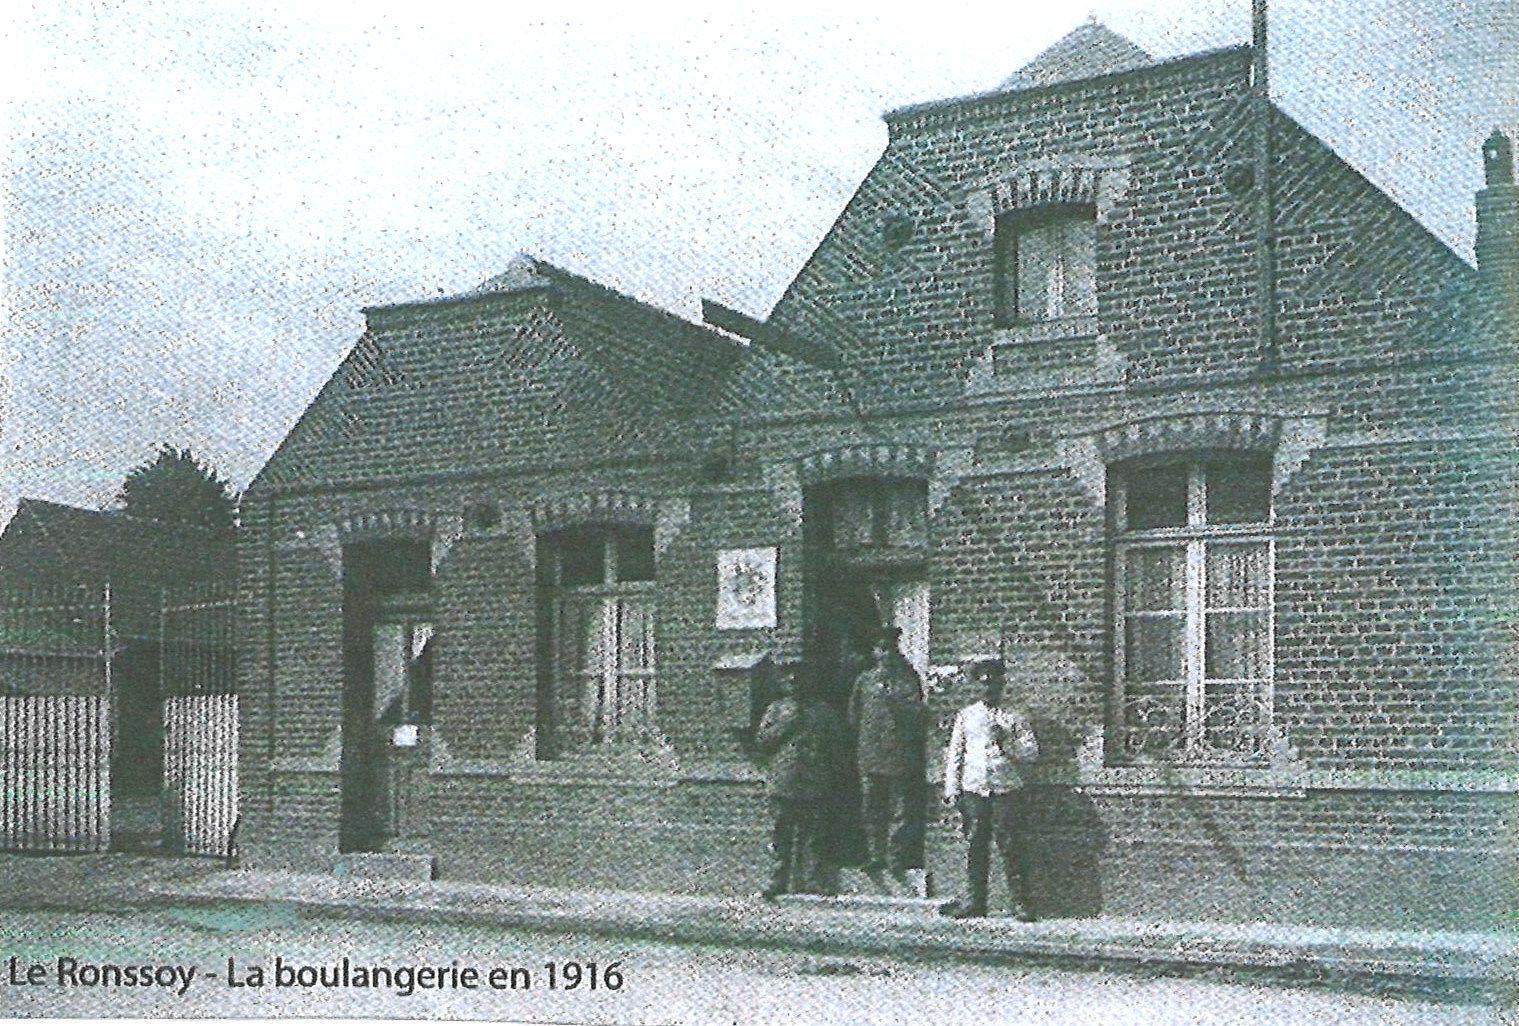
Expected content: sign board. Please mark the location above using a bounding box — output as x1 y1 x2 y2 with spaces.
715 546 777 629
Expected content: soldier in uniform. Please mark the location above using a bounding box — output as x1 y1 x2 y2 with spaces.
848 625 928 883
753 661 844 899
940 656 1040 921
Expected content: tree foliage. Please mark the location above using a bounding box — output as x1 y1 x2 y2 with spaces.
117 445 237 530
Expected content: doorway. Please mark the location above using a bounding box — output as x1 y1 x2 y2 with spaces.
339 539 432 854
803 566 930 874
800 474 932 884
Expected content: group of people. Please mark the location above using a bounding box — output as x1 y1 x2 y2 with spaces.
751 626 1040 922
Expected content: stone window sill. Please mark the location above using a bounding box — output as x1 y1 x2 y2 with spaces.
992 315 1099 346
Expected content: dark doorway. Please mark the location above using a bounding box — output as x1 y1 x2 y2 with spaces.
804 572 880 869
802 476 933 880
340 539 431 854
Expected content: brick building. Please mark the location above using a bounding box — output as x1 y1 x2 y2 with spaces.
237 25 1518 928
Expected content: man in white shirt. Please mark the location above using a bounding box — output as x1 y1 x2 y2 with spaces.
939 656 1039 921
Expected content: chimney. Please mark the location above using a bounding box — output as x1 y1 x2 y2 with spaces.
1475 129 1518 289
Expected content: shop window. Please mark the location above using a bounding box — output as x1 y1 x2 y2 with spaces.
543 526 657 750
1110 455 1273 764
995 204 1097 326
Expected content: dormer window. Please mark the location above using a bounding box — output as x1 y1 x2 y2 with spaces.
995 204 1097 326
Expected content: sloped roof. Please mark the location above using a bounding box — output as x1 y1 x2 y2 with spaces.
252 256 747 492
1000 20 1154 91
367 253 554 312
0 498 235 593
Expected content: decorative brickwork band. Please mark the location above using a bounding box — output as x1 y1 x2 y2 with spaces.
1095 411 1282 464
338 509 438 542
528 490 658 534
1058 411 1309 510
334 508 464 574
965 158 1133 237
796 444 934 486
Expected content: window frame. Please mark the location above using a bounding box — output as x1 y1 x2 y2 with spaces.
1110 456 1276 766
994 202 1098 328
544 527 658 750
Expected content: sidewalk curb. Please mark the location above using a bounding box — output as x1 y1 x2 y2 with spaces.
152 870 1518 995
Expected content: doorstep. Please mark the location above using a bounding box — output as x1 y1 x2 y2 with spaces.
776 893 942 912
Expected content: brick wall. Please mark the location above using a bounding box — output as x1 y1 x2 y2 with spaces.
237 41 1516 929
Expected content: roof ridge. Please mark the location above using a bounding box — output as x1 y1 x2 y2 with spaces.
14 496 233 538
368 252 743 352
886 44 1249 124
999 20 1154 92
530 258 745 353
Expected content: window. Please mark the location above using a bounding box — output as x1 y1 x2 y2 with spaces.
1111 455 1273 764
545 526 657 750
995 205 1097 326
825 478 928 551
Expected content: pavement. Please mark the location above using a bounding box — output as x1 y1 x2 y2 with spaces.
2 853 1514 999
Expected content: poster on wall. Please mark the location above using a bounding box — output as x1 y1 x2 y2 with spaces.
715 546 778 629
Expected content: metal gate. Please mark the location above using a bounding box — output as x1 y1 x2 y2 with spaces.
160 584 238 857
0 586 113 852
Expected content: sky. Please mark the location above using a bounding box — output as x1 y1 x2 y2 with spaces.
1 0 1515 528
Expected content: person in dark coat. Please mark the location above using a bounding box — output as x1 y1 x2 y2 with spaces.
848 626 928 881
753 661 844 899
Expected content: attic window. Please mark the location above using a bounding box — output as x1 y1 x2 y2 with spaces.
994 204 1097 326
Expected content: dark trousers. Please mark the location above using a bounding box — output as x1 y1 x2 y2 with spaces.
861 773 917 873
769 796 819 891
959 790 1035 913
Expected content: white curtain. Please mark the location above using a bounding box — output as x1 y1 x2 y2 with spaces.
567 595 656 747
887 580 931 677
371 623 409 722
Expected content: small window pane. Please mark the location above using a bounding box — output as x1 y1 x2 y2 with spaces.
1125 615 1183 682
1124 466 1188 530
1201 679 1268 753
1059 217 1097 316
1124 546 1185 611
883 480 927 547
1017 222 1059 320
559 531 605 587
1204 610 1268 679
835 488 875 548
615 527 655 582
994 218 1017 326
1204 542 1269 609
1206 459 1272 524
1119 688 1185 758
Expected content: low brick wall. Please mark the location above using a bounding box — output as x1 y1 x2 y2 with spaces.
240 772 1516 931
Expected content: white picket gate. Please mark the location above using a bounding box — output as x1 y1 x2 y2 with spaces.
162 693 238 856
